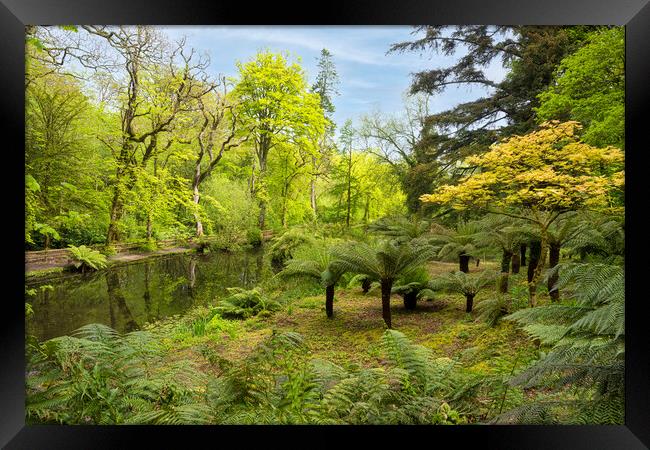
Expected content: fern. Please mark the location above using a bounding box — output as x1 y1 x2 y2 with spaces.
26 323 209 425
429 270 499 312
214 287 281 319
201 329 474 425
67 245 108 272
367 216 431 244
499 262 624 424
268 229 314 266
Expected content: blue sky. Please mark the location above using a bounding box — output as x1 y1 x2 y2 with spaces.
161 26 507 130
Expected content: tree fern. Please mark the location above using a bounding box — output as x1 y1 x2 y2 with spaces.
392 266 434 309
367 216 432 244
330 239 437 327
500 262 624 424
429 270 499 312
278 244 346 318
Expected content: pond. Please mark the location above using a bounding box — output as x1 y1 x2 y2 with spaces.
25 248 273 341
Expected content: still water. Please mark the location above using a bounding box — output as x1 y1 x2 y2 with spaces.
26 248 273 341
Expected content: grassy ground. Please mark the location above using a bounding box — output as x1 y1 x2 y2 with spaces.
153 260 541 384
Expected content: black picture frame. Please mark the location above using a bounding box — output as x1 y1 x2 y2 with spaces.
2 1 649 448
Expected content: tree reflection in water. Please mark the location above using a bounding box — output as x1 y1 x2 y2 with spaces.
26 247 270 340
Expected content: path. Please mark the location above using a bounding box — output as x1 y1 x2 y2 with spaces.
25 245 195 274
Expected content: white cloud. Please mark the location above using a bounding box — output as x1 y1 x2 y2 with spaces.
345 78 380 89
181 26 419 67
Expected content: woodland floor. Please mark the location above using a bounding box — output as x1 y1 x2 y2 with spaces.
158 260 541 382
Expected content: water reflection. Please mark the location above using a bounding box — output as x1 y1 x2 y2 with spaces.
26 248 271 341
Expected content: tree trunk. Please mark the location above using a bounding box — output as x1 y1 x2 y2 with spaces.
258 201 267 230
192 175 203 237
548 243 561 301
363 195 370 224
310 178 317 218
501 250 513 273
346 148 352 228
106 186 124 245
310 155 318 219
528 236 548 307
465 293 475 313
361 277 372 293
499 250 513 293
325 284 335 318
146 213 153 240
476 258 480 267
511 253 521 274
381 279 393 328
527 241 541 283
498 273 509 294
520 243 527 267
459 252 470 273
281 192 288 228
403 292 417 310
105 270 138 332
257 143 269 230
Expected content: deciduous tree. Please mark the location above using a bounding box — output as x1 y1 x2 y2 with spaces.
421 121 624 305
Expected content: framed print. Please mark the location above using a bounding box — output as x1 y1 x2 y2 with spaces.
2 0 649 448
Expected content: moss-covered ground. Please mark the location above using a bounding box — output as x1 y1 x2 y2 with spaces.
149 261 542 384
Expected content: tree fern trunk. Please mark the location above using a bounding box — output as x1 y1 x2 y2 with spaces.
528 235 549 307
500 250 513 293
381 279 393 328
325 284 335 318
501 250 513 273
465 293 475 312
459 252 470 273
361 277 371 294
520 243 527 267
511 253 521 274
527 240 541 283
403 292 417 310
548 243 561 301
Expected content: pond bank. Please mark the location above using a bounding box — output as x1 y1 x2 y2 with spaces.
25 244 196 278
25 246 271 341
25 231 275 278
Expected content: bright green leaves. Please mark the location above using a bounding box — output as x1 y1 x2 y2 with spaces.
234 51 326 146
536 27 625 149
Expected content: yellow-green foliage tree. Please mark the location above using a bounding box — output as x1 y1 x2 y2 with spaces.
233 51 326 230
421 121 624 305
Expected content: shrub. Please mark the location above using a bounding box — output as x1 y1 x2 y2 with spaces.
429 270 499 313
136 238 158 253
194 236 212 254
67 245 108 273
26 324 210 424
214 287 282 319
269 229 314 267
474 295 513 327
499 263 625 424
392 266 435 309
247 228 263 247
55 210 108 248
99 244 117 256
